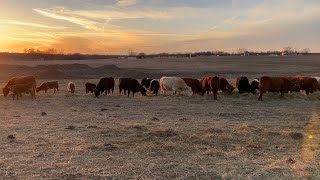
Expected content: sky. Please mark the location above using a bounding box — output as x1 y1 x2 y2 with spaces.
0 0 320 55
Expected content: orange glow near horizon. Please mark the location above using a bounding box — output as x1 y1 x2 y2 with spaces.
0 1 320 54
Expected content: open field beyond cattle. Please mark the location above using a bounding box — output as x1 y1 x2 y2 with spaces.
0 56 320 179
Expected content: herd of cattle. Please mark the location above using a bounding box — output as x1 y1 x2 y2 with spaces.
2 75 320 101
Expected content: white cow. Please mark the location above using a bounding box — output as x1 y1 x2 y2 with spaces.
160 77 192 96
67 82 75 94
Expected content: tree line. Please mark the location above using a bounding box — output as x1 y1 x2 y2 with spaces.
0 47 315 61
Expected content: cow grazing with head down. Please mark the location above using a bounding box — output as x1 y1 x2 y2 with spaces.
150 79 160 96
119 78 146 97
287 76 319 95
219 77 235 93
36 80 59 94
9 83 36 100
3 76 36 97
200 76 220 99
258 76 298 101
141 78 153 89
236 76 251 93
250 78 259 94
141 78 160 96
85 83 96 94
67 82 75 94
182 78 202 95
94 77 115 97
160 77 192 96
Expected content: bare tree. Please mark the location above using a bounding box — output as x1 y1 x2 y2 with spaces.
237 48 247 54
301 48 311 55
128 49 137 57
283 46 294 53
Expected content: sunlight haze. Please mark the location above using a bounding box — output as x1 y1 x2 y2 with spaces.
0 0 319 54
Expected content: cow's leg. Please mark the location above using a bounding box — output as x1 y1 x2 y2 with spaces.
132 92 135 97
213 90 218 100
280 91 284 98
127 91 130 97
258 93 263 101
306 91 310 95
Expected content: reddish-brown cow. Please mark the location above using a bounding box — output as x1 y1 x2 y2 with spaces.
258 76 298 101
219 77 235 93
182 78 202 95
200 76 220 100
287 76 319 95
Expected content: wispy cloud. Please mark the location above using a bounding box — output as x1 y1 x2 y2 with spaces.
0 19 66 29
117 0 139 7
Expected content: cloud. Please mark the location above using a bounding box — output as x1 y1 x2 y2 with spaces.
117 0 139 7
0 19 66 29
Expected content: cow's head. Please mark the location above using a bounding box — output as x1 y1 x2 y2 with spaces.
140 88 147 96
227 85 235 93
94 88 100 97
36 87 41 92
2 87 10 97
185 86 193 96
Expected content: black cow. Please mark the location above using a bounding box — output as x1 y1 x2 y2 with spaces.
150 80 160 96
236 76 251 93
119 78 147 97
141 78 153 88
94 77 115 97
250 78 259 94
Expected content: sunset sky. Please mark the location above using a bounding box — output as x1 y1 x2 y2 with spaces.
0 0 320 54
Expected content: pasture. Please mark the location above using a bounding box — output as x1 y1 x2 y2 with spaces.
0 56 320 179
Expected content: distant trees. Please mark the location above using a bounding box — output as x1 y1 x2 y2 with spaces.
301 48 311 55
237 48 247 54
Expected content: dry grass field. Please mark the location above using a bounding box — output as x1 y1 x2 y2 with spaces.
0 56 319 179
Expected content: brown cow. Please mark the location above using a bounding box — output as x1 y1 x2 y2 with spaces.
287 76 319 95
219 77 235 93
258 76 298 101
85 83 97 94
119 78 146 97
3 76 36 97
36 80 59 94
9 83 36 100
182 78 202 95
200 76 220 100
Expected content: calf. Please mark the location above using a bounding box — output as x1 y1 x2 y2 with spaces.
119 78 147 97
258 76 297 101
85 83 96 94
94 77 115 97
159 77 192 96
9 83 36 100
182 78 202 95
36 80 59 94
67 82 75 94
